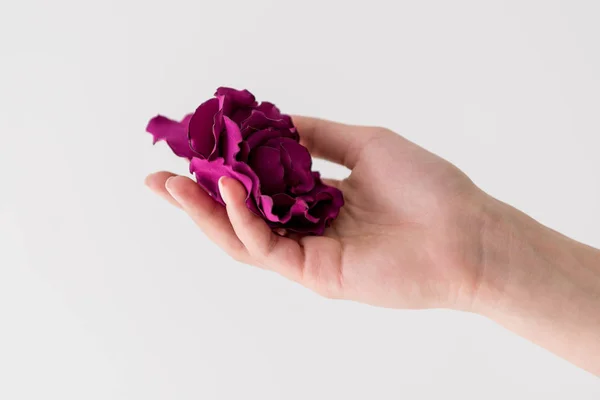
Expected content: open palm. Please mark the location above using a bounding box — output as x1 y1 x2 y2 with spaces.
146 117 487 310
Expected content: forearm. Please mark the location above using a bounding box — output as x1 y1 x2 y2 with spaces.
474 197 600 376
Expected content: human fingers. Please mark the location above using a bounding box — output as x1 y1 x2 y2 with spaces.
145 171 182 208
164 176 250 263
292 115 389 169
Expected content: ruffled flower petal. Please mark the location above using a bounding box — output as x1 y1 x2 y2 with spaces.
219 116 243 164
189 157 254 205
146 114 195 159
278 138 315 194
259 194 309 224
188 98 219 158
216 87 256 126
299 173 345 234
255 102 294 128
248 146 286 195
245 128 282 150
215 87 256 108
242 109 298 136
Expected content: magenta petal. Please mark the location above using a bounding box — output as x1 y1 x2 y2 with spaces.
216 88 256 126
245 127 299 149
231 161 262 215
215 87 256 107
219 116 243 164
188 98 219 158
229 108 253 125
242 110 297 134
259 195 283 223
189 157 254 205
308 190 343 221
273 174 343 235
304 173 344 232
255 102 281 119
248 146 286 195
181 113 194 127
260 194 309 223
255 102 294 128
278 138 315 194
279 139 311 169
271 193 296 216
238 141 250 162
245 128 282 150
146 114 195 159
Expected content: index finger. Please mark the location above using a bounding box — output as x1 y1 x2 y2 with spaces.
292 115 383 169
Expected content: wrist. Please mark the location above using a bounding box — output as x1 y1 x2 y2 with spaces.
469 196 539 316
469 195 600 374
472 196 600 316
471 197 562 316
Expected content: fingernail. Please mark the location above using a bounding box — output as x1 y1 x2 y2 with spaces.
165 176 177 193
165 176 184 203
218 176 229 204
275 228 288 237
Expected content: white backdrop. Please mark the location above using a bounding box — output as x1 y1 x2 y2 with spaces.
1 0 599 398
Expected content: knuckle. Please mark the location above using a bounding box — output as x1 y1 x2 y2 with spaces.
315 286 341 300
373 126 395 137
231 253 245 263
228 244 249 264
256 233 278 260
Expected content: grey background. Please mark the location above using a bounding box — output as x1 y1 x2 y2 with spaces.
1 0 599 398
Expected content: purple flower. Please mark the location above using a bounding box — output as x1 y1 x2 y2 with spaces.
146 87 344 235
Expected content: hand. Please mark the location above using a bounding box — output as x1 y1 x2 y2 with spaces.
146 117 600 375
146 117 488 310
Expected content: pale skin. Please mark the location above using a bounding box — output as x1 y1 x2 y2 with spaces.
146 116 600 376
